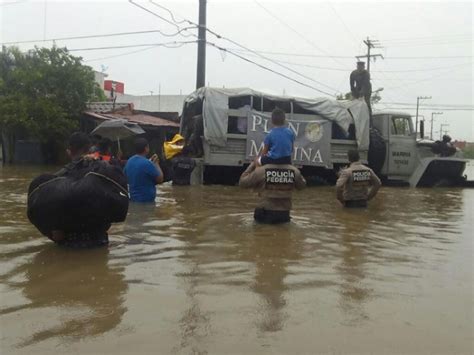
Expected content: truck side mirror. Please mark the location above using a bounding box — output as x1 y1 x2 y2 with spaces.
419 120 425 139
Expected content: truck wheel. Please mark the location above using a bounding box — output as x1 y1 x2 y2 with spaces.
368 127 386 175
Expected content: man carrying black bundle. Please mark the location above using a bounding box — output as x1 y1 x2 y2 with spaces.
27 132 129 248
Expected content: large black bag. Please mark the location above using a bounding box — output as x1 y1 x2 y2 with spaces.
27 160 129 239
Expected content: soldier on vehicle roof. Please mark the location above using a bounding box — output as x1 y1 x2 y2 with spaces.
336 149 381 208
350 61 372 114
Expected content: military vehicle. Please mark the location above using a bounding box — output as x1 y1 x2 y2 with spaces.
180 87 467 186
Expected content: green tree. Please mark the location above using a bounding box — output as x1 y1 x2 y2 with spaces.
0 46 101 162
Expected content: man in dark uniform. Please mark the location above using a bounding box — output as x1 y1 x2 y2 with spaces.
239 161 306 223
336 150 381 208
350 61 372 114
171 146 196 185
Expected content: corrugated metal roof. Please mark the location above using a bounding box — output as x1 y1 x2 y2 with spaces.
86 102 130 113
84 111 179 128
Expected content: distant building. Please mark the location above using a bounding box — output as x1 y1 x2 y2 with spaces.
113 94 187 114
94 71 108 90
453 140 466 150
95 74 187 113
83 102 180 159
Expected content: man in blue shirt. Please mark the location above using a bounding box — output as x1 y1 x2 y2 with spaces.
124 138 164 203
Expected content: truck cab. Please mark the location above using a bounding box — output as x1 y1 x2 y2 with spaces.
372 111 467 186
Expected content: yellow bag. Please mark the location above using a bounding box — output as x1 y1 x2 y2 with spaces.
164 134 185 160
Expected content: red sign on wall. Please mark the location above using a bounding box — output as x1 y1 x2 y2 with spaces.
104 80 125 94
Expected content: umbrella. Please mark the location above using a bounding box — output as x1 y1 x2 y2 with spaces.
91 119 145 152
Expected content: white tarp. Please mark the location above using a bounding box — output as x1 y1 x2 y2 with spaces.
183 87 370 151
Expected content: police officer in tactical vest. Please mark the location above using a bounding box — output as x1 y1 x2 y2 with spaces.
239 161 306 223
336 149 381 208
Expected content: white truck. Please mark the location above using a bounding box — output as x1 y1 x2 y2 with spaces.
180 87 468 186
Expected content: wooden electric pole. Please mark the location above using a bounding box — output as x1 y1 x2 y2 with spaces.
356 37 384 73
196 0 207 89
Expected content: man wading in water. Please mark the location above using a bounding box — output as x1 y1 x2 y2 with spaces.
239 161 306 224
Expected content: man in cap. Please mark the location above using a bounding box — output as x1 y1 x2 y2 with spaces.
350 61 372 114
336 149 381 208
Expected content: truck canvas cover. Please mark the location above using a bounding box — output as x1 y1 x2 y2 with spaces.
183 87 371 151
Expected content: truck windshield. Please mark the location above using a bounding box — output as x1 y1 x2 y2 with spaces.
391 117 412 136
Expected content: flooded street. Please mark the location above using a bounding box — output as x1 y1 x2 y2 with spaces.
0 165 473 354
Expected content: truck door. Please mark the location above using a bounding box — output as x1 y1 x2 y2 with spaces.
387 116 417 177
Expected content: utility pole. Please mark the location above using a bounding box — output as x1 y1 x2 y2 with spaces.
430 112 443 140
196 0 207 89
415 96 431 138
356 37 384 73
440 124 449 140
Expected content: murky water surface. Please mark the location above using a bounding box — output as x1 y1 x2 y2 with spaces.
0 165 473 354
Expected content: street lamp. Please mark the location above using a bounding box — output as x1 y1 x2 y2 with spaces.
415 96 431 138
430 112 443 140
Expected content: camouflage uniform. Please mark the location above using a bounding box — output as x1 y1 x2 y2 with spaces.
239 163 306 223
336 161 381 208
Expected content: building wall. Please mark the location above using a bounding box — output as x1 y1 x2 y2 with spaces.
109 94 187 114
94 71 108 89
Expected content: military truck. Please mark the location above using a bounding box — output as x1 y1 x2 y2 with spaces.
180 87 467 186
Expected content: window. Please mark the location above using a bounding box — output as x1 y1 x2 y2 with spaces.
227 116 247 134
391 117 412 136
229 96 251 109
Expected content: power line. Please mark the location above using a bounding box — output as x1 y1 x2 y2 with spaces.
0 27 197 45
128 0 197 38
383 33 472 41
378 102 473 108
141 2 339 93
227 48 473 60
68 40 197 52
384 62 473 90
149 0 187 24
207 42 334 96
84 45 160 62
253 0 347 69
381 107 474 111
327 2 358 44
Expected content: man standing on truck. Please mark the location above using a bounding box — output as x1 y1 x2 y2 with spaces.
239 161 306 223
350 61 372 114
336 150 381 208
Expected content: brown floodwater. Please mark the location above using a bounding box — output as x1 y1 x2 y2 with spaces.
0 164 473 354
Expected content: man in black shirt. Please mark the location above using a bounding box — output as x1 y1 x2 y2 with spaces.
171 146 196 185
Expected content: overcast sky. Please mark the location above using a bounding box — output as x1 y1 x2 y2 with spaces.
1 0 473 140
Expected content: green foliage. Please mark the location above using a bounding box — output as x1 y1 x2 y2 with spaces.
336 92 353 101
0 45 98 142
462 144 474 159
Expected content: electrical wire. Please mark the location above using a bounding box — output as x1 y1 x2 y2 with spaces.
228 48 473 60
149 0 187 25
84 45 160 62
253 0 348 69
1 27 198 45
207 41 334 96
128 0 197 38
137 1 339 93
68 40 197 52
